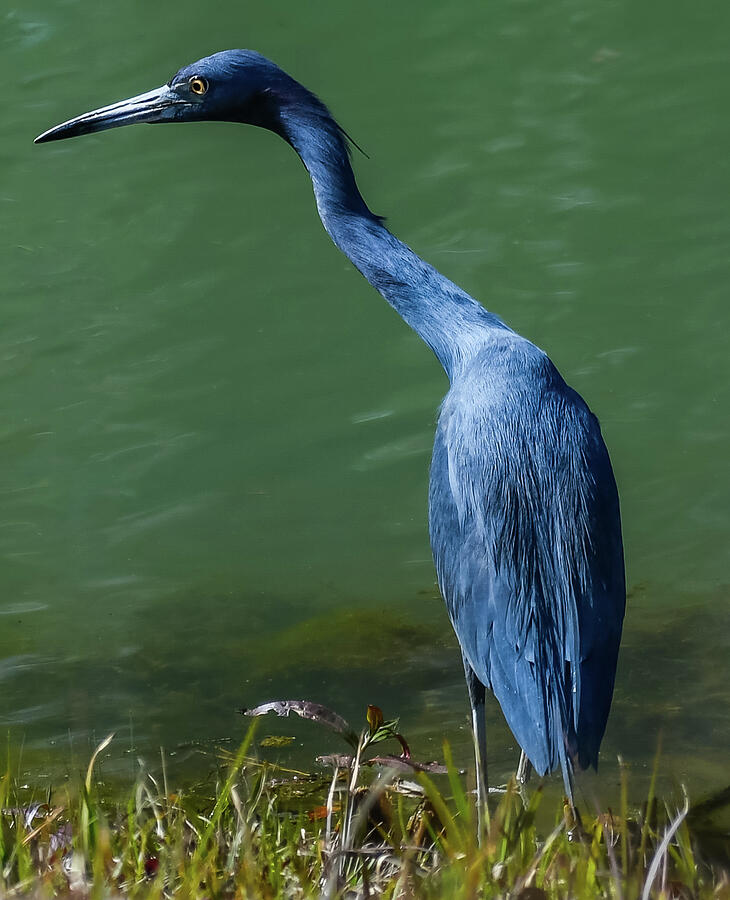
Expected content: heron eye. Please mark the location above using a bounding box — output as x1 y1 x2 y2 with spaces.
189 76 208 95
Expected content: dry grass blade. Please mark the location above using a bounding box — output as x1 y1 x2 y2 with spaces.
85 732 115 793
641 788 690 900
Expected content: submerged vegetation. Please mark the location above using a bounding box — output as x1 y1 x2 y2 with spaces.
2 704 729 899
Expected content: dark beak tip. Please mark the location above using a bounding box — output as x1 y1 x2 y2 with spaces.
35 123 86 144
34 127 61 144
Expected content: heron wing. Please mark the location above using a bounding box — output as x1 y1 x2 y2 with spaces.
429 341 624 774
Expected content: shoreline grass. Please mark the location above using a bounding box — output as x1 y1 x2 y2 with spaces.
2 712 729 898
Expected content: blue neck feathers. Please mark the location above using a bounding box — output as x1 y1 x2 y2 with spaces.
276 95 508 380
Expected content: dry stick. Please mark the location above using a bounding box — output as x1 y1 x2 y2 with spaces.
325 764 339 854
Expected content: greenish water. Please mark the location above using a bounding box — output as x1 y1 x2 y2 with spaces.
3 2 729 795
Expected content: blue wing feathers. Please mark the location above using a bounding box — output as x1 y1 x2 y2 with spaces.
429 334 625 776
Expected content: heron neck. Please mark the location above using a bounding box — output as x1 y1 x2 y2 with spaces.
278 107 507 379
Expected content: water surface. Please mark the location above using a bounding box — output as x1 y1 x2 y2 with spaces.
3 1 729 796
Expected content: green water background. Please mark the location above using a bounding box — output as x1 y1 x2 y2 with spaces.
3 2 729 796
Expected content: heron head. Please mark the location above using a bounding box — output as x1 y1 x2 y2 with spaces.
35 50 299 144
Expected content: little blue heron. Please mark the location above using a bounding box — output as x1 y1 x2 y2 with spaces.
36 50 625 807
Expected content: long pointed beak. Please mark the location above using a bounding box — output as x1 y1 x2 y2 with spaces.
35 84 186 144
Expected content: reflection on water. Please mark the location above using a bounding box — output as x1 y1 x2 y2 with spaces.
2 0 729 798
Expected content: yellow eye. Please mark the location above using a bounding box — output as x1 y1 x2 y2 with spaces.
189 76 208 95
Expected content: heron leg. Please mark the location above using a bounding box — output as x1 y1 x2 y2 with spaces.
462 655 488 829
515 751 533 808
558 750 585 836
516 751 532 784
